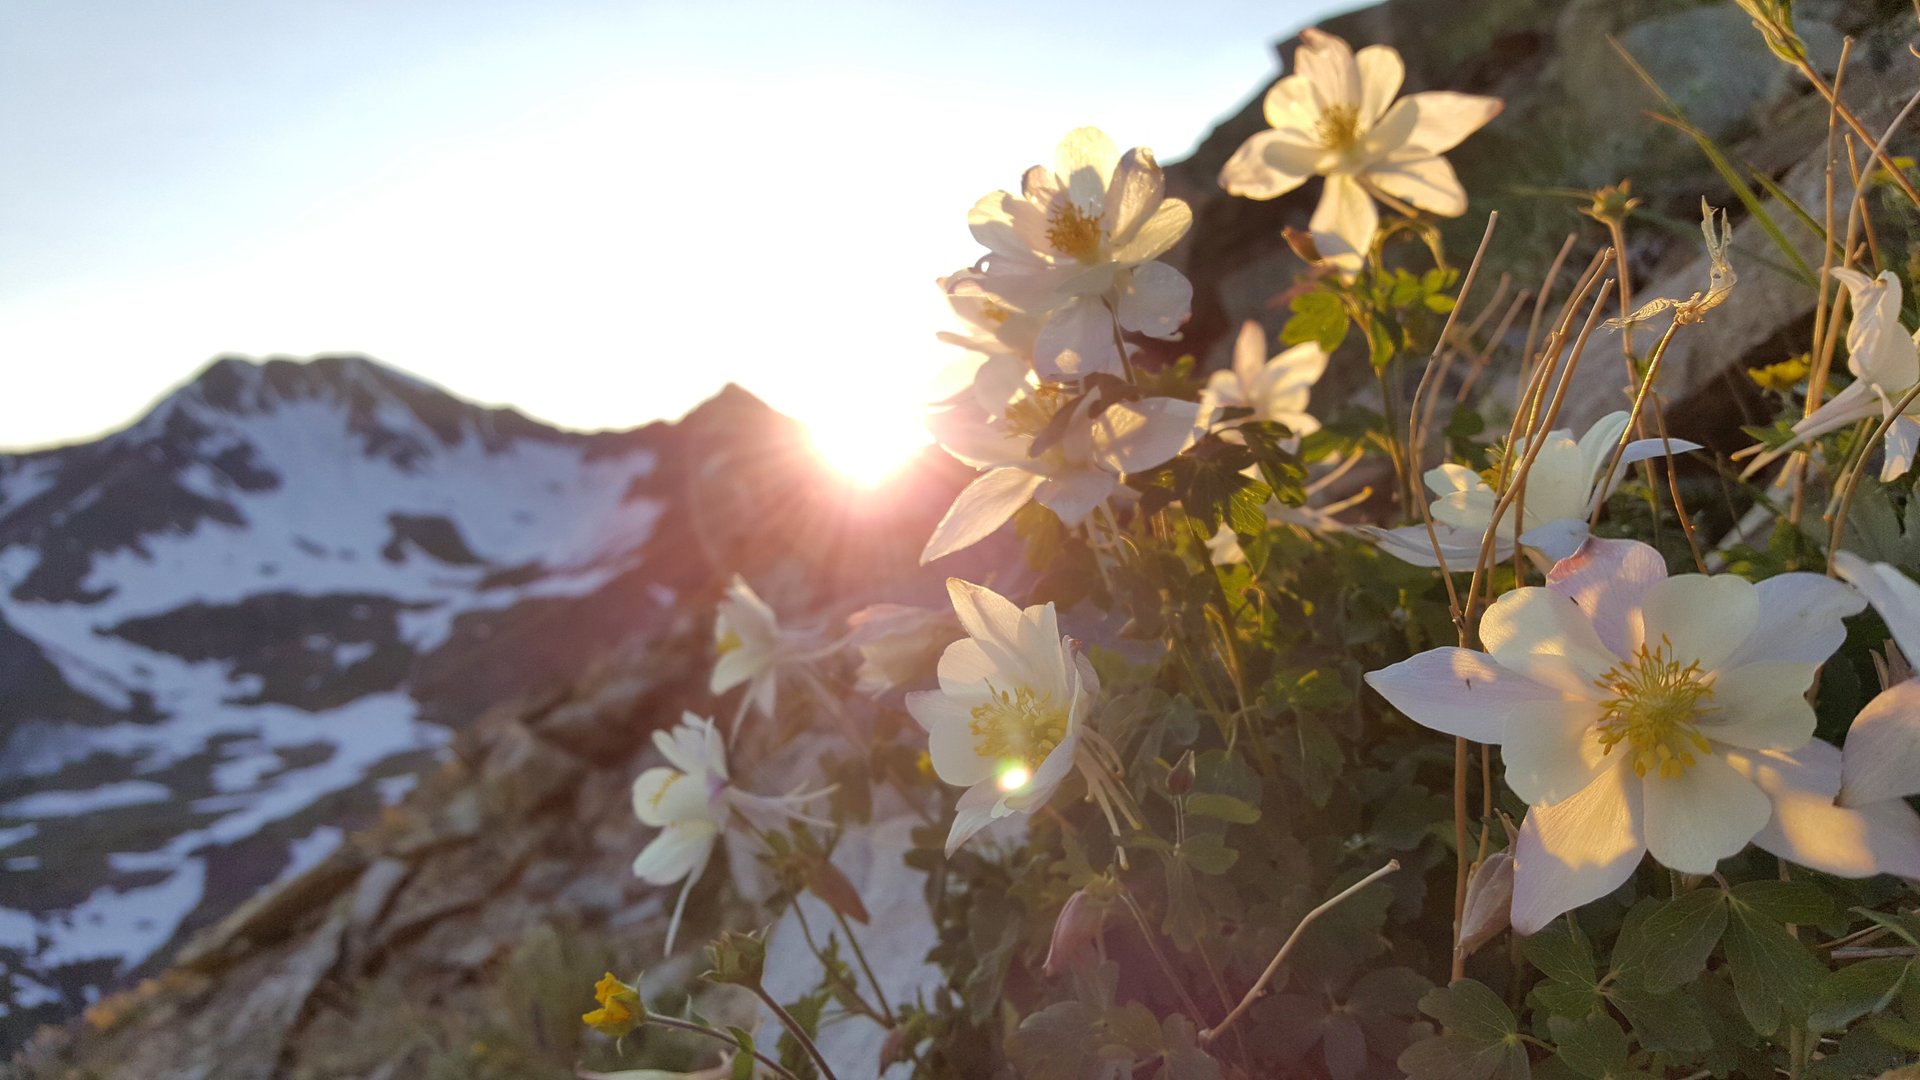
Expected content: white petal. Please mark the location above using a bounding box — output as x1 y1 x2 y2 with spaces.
946 578 1023 651
1034 296 1124 380
1840 679 1920 805
1295 28 1360 112
1231 320 1266 388
1503 699 1611 805
1309 173 1378 271
1367 155 1466 216
945 781 1002 856
1519 519 1591 564
1836 554 1920 663
966 191 1047 260
1703 661 1818 751
1514 430 1590 524
921 467 1044 564
934 638 999 693
1882 416 1920 481
1111 200 1192 264
1364 646 1561 742
1113 261 1192 339
1090 397 1204 474
709 647 761 695
1394 91 1503 156
1103 147 1165 247
1596 438 1705 511
1511 765 1645 935
1261 72 1320 131
1481 587 1618 696
924 702 996 789
1831 267 1919 390
1732 743 1920 879
632 822 718 885
1636 574 1758 673
1355 44 1404 124
1719 572 1866 668
1054 127 1118 213
632 767 708 827
1358 522 1506 568
1219 129 1320 200
1000 727 1084 812
1641 756 1771 873
1036 469 1116 526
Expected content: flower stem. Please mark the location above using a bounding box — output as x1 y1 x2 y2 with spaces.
753 986 842 1080
833 907 896 1026
637 1014 804 1080
1200 860 1400 1045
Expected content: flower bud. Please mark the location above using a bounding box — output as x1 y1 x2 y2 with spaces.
1455 852 1514 959
1167 750 1196 797
1283 226 1323 265
581 971 646 1038
704 929 768 988
1043 887 1108 977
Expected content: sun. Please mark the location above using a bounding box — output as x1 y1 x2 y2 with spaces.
802 401 934 487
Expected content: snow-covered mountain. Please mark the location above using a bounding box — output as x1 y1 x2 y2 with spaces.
0 356 692 1038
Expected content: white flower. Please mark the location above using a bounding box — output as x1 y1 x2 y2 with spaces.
1831 555 1920 825
1362 411 1699 569
1742 269 1920 481
905 580 1132 855
632 713 830 952
968 127 1194 380
1366 538 1868 933
1219 29 1502 269
1201 320 1327 449
928 268 1044 403
710 575 821 723
844 603 959 697
920 371 1205 564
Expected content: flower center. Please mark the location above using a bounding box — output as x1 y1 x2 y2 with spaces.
1315 104 1362 152
1591 638 1717 778
715 628 743 655
1003 386 1067 438
970 683 1068 772
1045 203 1105 264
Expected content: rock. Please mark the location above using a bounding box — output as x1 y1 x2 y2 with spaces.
534 672 662 759
479 721 584 818
174 846 367 975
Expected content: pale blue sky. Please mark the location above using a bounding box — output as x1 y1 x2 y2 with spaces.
0 0 1353 452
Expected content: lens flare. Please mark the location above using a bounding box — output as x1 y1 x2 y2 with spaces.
996 763 1032 792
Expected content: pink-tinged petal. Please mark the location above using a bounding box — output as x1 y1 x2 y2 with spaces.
945 578 1024 655
1055 127 1119 213
1359 522 1509 568
1719 571 1865 668
1219 129 1320 200
1035 469 1116 527
1104 147 1166 247
1295 28 1361 112
945 781 1002 856
632 821 718 885
1090 397 1205 475
1840 679 1920 805
1831 268 1918 389
1111 200 1192 264
1367 155 1466 216
1481 587 1618 696
1731 744 1920 879
749 673 777 719
1395 91 1503 155
1502 698 1610 806
1364 646 1560 742
1641 756 1772 873
1511 765 1645 935
1113 261 1192 339
1355 44 1404 124
1636 574 1758 673
1520 520 1591 564
967 191 1050 261
1881 416 1920 481
1034 295 1124 380
921 467 1045 564
1835 553 1920 664
1230 320 1266 388
1704 661 1819 751
1546 537 1668 657
1309 173 1378 271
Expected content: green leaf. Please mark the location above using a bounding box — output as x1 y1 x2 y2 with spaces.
1283 289 1349 353
1005 1001 1105 1080
1611 889 1728 993
1808 958 1913 1033
1609 985 1713 1057
1722 893 1826 1036
1729 880 1835 926
1400 979 1531 1080
1522 919 1598 989
1184 793 1260 825
1546 1013 1637 1080
1179 832 1239 875
1324 1011 1368 1080
727 1028 758 1080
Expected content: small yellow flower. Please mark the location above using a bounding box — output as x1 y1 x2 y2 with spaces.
582 971 644 1038
1748 355 1811 392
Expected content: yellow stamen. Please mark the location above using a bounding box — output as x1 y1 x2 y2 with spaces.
1592 637 1717 779
715 627 742 655
1045 203 1104 263
1315 104 1361 152
970 683 1068 778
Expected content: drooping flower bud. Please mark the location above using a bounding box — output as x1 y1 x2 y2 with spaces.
1043 886 1109 977
1167 750 1196 797
1455 852 1514 959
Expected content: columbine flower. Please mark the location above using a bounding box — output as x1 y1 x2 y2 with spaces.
1366 538 1866 932
710 575 822 724
1742 268 1920 481
920 376 1205 564
632 713 829 952
968 127 1194 380
844 603 960 697
905 580 1135 855
1362 411 1699 569
929 268 1044 403
1219 29 1501 269
1830 556 1920 829
1201 320 1327 449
